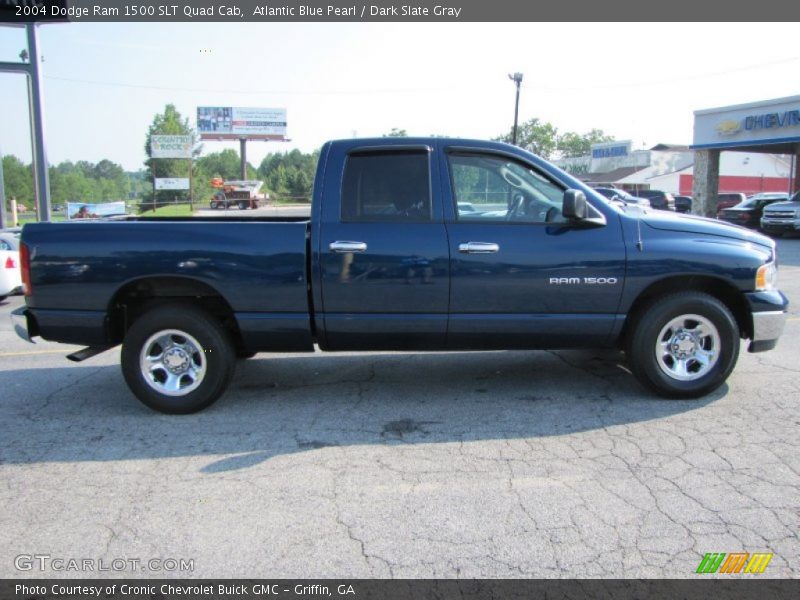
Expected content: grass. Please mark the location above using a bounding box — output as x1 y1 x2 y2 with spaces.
16 213 67 225
137 203 195 217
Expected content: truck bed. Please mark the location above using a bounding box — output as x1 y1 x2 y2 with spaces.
22 219 314 350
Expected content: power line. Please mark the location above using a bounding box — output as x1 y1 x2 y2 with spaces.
43 55 800 97
42 75 453 96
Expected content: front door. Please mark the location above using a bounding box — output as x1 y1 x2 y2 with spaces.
442 149 626 349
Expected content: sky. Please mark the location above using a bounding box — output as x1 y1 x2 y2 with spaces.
1 22 799 171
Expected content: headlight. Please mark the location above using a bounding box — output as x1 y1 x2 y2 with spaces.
755 262 778 291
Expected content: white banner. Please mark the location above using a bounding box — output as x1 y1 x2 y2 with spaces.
151 135 193 159
155 178 191 190
67 201 127 219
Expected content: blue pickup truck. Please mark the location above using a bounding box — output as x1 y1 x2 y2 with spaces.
13 138 788 413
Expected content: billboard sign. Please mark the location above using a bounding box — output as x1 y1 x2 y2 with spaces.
197 107 287 140
67 201 126 220
155 178 190 190
151 135 193 159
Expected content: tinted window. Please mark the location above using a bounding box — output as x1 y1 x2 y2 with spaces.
448 153 564 223
341 151 431 222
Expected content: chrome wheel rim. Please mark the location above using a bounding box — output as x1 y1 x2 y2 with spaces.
656 314 720 381
139 329 206 396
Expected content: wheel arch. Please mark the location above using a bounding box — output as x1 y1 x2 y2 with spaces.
106 275 242 347
620 275 751 344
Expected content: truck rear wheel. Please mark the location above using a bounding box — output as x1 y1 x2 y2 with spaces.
626 292 739 399
238 201 249 210
121 304 236 414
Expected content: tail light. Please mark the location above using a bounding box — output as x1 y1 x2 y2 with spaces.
20 242 32 296
4 256 15 269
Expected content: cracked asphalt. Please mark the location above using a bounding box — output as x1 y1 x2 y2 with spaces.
1 238 798 579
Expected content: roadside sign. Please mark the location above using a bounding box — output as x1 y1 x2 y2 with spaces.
155 178 190 190
151 135 193 159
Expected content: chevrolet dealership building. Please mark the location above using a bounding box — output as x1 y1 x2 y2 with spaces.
554 95 800 215
692 95 800 215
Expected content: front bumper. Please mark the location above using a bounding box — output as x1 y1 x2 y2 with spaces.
11 306 37 343
760 219 799 232
745 290 789 352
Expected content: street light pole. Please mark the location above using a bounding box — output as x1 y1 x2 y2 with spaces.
508 72 523 146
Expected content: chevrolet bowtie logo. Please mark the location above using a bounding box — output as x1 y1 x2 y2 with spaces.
696 552 773 574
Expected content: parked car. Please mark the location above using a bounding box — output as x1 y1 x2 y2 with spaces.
761 191 800 237
13 137 788 413
719 193 789 230
594 187 652 208
715 193 747 216
636 190 676 211
0 231 22 302
673 195 693 213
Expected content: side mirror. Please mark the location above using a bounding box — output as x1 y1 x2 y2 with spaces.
562 189 588 220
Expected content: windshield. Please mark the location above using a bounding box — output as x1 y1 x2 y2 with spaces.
736 198 760 209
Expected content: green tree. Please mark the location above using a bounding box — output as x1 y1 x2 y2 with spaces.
196 149 241 180
2 155 34 210
384 128 408 137
257 149 318 202
143 104 198 210
556 129 614 158
495 118 559 158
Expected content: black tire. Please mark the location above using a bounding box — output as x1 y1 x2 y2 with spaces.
626 292 739 399
238 201 249 210
209 201 219 209
0 296 7 302
121 304 236 414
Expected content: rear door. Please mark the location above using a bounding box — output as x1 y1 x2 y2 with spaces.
441 147 626 349
316 142 450 350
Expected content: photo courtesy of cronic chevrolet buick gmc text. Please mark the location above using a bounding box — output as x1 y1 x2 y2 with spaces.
12 138 789 413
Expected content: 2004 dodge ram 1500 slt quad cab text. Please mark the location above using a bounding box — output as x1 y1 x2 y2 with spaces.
12 138 789 413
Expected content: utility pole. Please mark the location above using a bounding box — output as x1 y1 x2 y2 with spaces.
0 145 6 229
239 138 247 180
0 23 52 222
508 72 523 146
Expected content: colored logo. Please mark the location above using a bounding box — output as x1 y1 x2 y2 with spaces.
716 119 742 136
696 552 773 574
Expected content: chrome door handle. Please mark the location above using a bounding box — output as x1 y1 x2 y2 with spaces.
458 242 500 254
330 241 367 253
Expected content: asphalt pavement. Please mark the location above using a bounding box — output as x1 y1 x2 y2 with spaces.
0 238 798 578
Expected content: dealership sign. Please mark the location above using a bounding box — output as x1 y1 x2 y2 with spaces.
591 141 631 158
694 95 800 149
155 178 190 190
197 107 287 140
151 135 193 159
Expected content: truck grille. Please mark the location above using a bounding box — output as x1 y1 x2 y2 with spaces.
763 211 795 219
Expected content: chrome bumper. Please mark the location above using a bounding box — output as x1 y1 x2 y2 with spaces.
11 306 35 343
749 310 787 352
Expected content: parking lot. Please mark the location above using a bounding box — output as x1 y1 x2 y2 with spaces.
0 238 798 578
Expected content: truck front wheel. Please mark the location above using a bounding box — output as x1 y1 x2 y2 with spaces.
626 292 739 398
121 304 236 414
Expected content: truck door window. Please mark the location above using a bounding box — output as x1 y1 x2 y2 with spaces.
448 153 564 223
341 151 431 222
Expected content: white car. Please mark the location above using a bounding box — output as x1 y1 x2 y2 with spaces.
0 231 22 301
